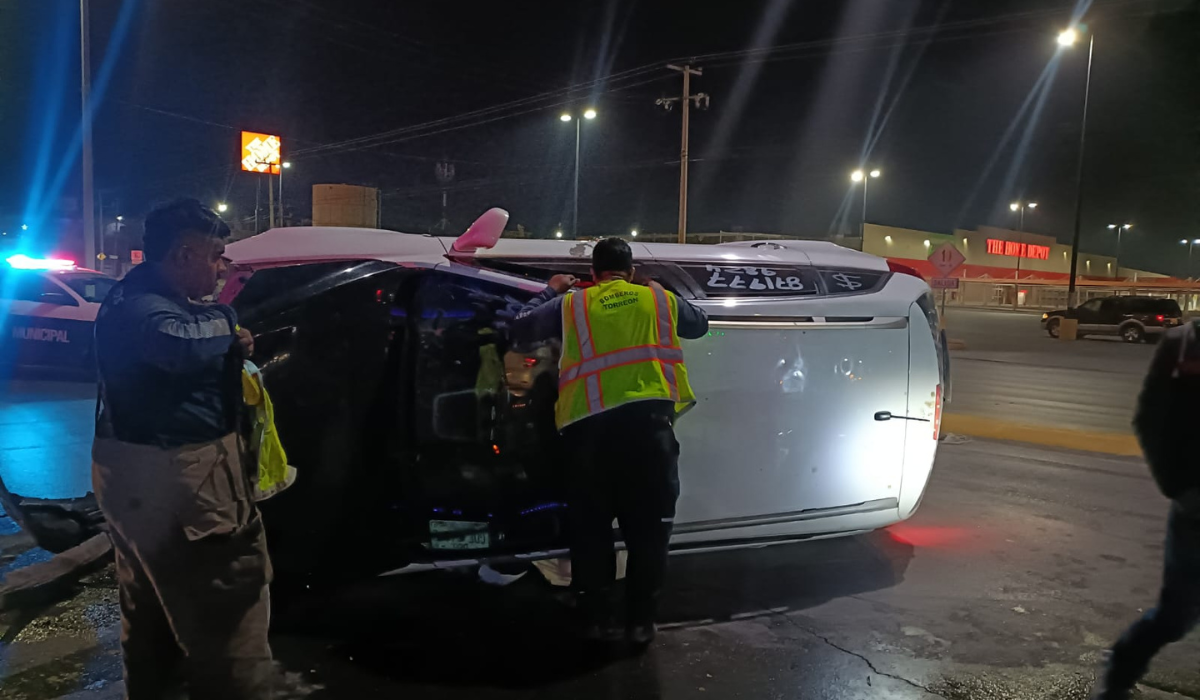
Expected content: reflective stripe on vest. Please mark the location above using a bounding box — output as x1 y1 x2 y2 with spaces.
558 280 693 427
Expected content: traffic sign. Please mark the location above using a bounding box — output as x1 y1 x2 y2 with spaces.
928 242 966 277
930 277 959 290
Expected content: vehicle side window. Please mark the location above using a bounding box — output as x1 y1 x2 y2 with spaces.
1100 298 1119 315
7 276 77 305
233 261 364 311
1079 299 1103 313
411 273 547 449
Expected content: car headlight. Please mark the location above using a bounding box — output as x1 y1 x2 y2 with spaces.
1041 313 1048 321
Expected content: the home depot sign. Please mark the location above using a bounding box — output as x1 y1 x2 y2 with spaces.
986 239 1050 260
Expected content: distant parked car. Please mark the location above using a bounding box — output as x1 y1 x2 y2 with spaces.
1042 296 1183 342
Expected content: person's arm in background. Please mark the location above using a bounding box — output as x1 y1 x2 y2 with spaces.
509 274 578 345
129 295 242 373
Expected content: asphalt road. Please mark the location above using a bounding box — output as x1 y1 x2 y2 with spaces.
1 437 1195 700
944 308 1155 434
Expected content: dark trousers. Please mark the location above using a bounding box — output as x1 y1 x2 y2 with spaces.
563 401 681 628
1103 501 1200 693
93 434 274 700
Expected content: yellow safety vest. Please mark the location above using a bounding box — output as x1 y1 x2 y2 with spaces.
557 279 696 429
242 361 296 501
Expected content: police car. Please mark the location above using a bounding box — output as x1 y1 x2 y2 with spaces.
0 254 116 371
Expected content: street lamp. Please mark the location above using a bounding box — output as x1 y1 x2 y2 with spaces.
560 108 597 238
631 229 638 237
1059 24 1095 308
216 203 228 213
1181 238 1200 280
1108 223 1132 274
849 168 880 237
1009 201 1037 232
555 229 564 239
1007 201 1038 306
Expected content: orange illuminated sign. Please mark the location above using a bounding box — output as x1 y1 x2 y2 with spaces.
987 238 1049 260
241 131 281 174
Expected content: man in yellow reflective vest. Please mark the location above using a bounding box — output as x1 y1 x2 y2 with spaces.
512 237 708 649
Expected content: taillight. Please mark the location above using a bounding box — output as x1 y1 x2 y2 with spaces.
933 384 943 441
887 260 925 279
1156 314 1165 323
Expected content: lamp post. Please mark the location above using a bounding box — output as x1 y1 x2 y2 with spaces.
1008 202 1038 303
560 109 596 238
1058 26 1094 308
1181 239 1200 280
279 161 291 226
850 168 881 238
1010 200 1037 233
1107 223 1131 275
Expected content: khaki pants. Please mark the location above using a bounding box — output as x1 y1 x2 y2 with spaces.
93 433 274 699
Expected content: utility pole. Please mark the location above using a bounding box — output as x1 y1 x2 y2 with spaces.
660 65 708 244
80 0 96 267
267 172 276 229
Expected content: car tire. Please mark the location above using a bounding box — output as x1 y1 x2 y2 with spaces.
1120 323 1145 343
1046 318 1061 338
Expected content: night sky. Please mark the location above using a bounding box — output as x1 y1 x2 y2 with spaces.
1 0 1196 274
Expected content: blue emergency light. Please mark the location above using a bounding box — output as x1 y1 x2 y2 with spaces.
5 254 77 271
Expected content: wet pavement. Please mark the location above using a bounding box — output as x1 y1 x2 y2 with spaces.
1 433 1197 699
943 308 1153 434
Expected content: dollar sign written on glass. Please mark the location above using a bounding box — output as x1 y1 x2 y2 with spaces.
831 272 863 291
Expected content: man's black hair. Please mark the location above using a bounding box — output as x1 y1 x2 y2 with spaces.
143 198 231 263
592 237 634 275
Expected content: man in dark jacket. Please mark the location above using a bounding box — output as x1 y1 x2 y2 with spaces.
92 199 271 699
1093 320 1200 699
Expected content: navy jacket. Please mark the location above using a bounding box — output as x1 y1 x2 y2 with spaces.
94 264 241 448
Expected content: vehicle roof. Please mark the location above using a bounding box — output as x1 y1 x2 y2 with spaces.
226 226 888 271
225 226 449 266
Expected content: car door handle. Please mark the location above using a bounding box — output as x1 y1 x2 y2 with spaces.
874 411 929 422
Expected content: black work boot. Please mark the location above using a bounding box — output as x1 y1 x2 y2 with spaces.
575 589 620 644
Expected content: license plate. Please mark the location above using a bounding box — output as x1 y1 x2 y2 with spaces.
429 520 490 550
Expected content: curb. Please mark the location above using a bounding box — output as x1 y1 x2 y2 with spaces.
942 413 1141 457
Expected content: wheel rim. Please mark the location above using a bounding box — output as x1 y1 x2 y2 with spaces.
1124 327 1140 341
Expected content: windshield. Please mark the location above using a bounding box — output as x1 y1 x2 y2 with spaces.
58 274 117 303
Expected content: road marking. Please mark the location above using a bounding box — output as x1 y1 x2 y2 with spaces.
942 413 1141 456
